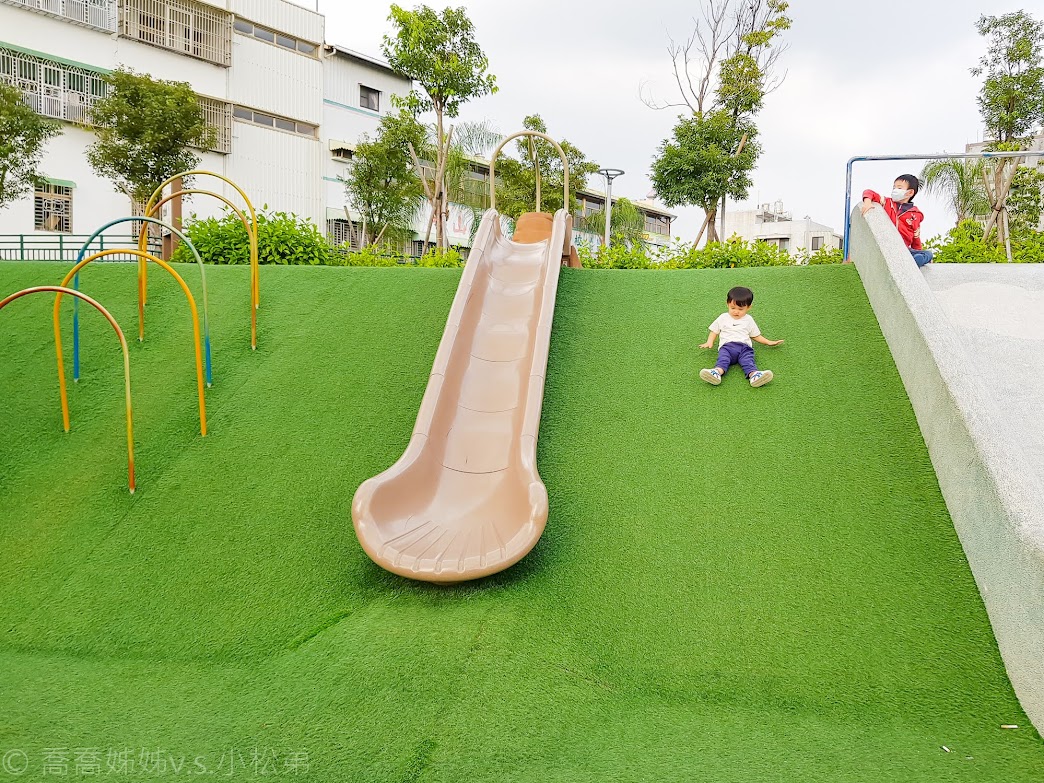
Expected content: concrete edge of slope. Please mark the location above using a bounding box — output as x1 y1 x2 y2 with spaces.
850 207 1044 733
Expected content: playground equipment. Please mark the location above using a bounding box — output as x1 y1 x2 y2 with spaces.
0 286 136 493
56 249 207 437
142 172 260 349
70 216 212 386
352 131 575 583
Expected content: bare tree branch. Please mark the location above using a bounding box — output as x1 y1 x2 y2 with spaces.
642 0 787 117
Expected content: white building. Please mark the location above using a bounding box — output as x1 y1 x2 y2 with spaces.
0 0 674 258
723 201 841 253
320 44 413 249
0 0 325 253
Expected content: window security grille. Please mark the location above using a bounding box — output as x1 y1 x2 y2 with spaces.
118 0 233 66
35 184 73 233
0 0 117 31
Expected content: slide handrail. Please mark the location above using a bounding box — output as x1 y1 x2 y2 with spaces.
489 131 570 214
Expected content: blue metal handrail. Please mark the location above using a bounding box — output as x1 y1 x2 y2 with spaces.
843 150 1044 260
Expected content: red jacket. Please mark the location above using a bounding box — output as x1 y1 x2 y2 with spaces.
862 189 924 250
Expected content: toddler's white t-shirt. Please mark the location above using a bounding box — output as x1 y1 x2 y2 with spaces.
709 313 761 347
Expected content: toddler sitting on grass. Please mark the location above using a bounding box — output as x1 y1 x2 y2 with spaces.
699 286 783 388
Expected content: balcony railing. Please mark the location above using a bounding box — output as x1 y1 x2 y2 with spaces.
0 45 232 153
0 46 108 124
0 0 117 32
118 0 233 67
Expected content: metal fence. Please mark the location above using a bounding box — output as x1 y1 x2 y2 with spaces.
0 234 162 262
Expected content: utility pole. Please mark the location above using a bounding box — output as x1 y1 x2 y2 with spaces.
597 168 624 250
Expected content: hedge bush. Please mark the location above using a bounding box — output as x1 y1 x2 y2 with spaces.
577 237 843 269
928 220 1044 264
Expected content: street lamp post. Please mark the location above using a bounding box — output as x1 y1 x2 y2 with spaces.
597 168 624 250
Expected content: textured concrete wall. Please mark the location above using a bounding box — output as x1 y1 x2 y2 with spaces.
851 208 1044 732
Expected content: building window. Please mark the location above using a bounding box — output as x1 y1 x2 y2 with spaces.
327 219 360 248
118 0 233 67
459 171 490 210
4 0 118 31
35 183 73 233
233 105 317 138
330 146 353 162
198 96 232 153
811 235 823 251
359 85 380 112
232 18 319 58
643 214 671 236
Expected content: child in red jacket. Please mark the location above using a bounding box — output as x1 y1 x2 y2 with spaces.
860 174 933 267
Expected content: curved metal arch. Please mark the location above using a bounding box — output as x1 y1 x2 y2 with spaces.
142 190 255 354
0 286 136 493
72 216 212 386
57 249 208 437
489 131 571 214
144 171 260 349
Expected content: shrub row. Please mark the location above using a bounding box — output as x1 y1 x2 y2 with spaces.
578 238 844 269
927 220 1044 264
171 209 464 268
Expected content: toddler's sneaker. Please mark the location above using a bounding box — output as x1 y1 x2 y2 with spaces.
699 368 722 386
749 370 773 388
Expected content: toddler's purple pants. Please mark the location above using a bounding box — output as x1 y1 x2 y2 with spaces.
716 342 757 377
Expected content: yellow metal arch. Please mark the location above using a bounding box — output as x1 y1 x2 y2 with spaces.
57 249 208 437
0 285 136 493
140 189 256 349
143 171 260 349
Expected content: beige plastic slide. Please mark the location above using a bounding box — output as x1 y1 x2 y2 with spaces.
351 205 572 582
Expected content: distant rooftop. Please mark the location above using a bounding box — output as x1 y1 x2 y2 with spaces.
324 44 400 76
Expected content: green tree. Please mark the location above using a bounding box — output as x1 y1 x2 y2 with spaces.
86 68 215 205
579 197 647 248
651 111 760 238
341 110 427 247
0 83 61 210
972 11 1044 145
646 0 790 242
382 5 497 251
1006 165 1044 233
494 114 597 220
919 158 991 225
439 118 502 246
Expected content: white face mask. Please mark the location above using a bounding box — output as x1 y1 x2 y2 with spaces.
891 187 910 202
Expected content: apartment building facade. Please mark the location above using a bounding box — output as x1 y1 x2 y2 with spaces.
0 0 324 244
723 201 841 253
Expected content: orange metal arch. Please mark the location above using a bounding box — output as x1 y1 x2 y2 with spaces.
143 172 260 349
56 249 207 437
0 286 136 493
140 189 257 349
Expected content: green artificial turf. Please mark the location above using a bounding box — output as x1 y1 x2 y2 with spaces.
0 261 1041 781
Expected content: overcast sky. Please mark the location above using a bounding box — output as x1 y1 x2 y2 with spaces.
316 0 1044 242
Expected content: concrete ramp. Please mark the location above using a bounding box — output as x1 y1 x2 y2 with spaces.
851 209 1044 732
927 266 1044 477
